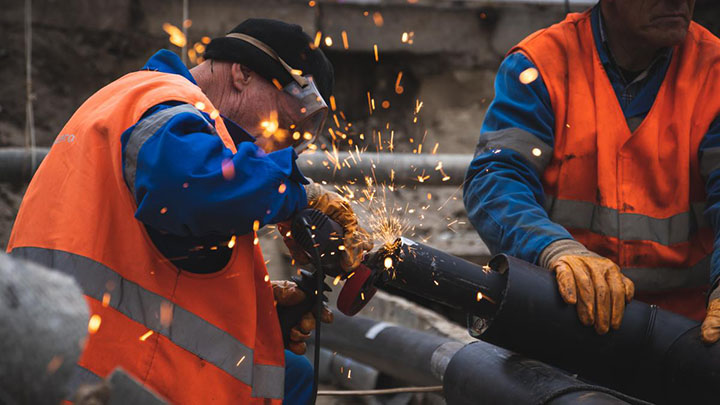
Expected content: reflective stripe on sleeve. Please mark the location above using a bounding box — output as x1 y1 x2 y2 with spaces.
474 128 553 174
123 104 215 198
10 247 284 399
544 196 708 246
700 146 720 178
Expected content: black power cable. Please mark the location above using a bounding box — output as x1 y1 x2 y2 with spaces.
296 216 324 405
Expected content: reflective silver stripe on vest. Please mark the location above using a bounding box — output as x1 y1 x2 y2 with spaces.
124 104 215 197
544 196 708 246
10 247 284 399
700 146 720 178
65 364 104 400
252 364 287 398
623 255 711 292
475 128 553 174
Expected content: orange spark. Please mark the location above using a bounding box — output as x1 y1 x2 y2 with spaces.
163 23 186 47
221 158 235 180
395 72 404 94
88 314 102 334
372 11 384 26
160 301 173 328
341 31 349 49
139 330 154 341
519 67 539 84
46 355 64 374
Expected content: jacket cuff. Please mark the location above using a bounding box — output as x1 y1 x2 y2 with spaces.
266 147 310 185
538 239 595 269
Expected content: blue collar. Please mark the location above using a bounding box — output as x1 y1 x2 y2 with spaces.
141 49 198 85
221 114 256 144
141 50 255 144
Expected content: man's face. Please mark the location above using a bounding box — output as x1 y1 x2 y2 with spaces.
607 0 695 47
236 75 308 153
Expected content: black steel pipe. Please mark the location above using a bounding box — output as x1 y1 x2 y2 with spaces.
323 312 453 386
443 342 644 405
374 237 506 317
371 239 720 404
0 147 48 185
324 313 641 405
479 254 720 404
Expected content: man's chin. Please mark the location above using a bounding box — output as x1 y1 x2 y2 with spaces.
646 25 689 48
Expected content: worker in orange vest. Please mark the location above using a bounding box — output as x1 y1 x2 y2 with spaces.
7 19 372 404
464 0 720 342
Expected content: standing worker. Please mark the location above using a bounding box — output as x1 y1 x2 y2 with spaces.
464 0 720 341
7 19 371 404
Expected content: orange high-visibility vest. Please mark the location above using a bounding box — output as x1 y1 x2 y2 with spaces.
7 71 285 403
512 12 720 297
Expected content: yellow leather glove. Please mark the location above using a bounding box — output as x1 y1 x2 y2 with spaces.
305 182 373 272
272 280 333 355
701 286 720 344
542 240 634 334
553 255 634 333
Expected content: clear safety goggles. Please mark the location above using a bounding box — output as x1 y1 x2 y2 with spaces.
226 33 328 153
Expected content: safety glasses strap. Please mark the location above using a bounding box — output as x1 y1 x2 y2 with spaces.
225 33 308 87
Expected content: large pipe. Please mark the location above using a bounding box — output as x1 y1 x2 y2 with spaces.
324 313 642 404
369 238 720 404
0 147 471 186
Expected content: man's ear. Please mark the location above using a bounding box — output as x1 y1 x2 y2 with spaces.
230 63 253 92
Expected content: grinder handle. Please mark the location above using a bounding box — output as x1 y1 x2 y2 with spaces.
277 295 316 348
276 270 328 348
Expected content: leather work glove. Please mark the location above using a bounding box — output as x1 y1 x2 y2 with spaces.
701 286 720 344
272 280 333 355
303 182 373 272
541 240 635 334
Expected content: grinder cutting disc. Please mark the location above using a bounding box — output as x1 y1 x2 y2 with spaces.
337 264 377 316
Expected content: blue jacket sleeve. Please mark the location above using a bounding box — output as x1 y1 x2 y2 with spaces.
463 52 573 265
121 103 308 237
698 115 720 288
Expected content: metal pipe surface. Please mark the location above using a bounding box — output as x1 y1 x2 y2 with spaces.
479 254 720 404
374 237 506 316
371 239 720 404
324 313 639 405
0 147 471 186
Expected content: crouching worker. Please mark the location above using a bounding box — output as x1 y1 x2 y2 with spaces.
7 19 371 404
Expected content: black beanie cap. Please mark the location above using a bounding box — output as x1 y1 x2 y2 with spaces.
203 18 334 103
